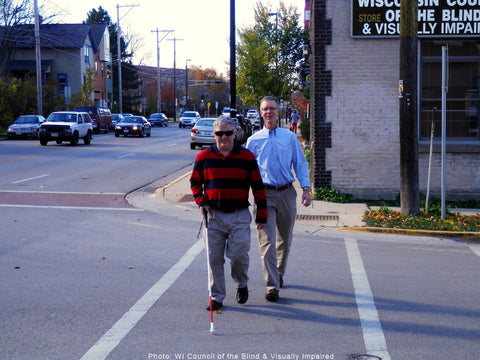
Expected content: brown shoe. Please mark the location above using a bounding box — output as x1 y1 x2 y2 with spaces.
265 289 279 302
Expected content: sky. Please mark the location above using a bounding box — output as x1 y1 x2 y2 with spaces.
42 0 306 76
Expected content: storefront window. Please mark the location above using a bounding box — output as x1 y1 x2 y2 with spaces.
420 40 480 141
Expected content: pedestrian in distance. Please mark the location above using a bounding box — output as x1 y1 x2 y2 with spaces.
246 96 312 302
290 110 299 133
190 115 268 312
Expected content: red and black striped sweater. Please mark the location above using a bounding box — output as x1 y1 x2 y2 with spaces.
190 145 268 224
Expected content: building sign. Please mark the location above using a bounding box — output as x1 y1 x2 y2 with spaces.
352 0 480 38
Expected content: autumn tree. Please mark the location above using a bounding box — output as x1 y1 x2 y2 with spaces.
187 66 229 116
236 1 306 107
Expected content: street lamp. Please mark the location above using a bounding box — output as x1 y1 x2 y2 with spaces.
185 59 191 110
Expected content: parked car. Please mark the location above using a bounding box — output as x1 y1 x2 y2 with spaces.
73 106 112 134
114 116 151 137
148 113 168 127
111 113 124 129
246 109 258 120
190 118 216 149
221 108 238 118
179 111 201 128
38 111 93 146
7 115 45 139
253 115 263 130
234 115 252 145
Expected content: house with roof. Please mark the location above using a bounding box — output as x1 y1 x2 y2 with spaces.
5 23 113 109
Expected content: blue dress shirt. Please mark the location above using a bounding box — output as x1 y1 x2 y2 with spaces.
246 126 311 189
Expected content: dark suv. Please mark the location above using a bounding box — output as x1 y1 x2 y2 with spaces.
74 106 112 133
148 113 168 127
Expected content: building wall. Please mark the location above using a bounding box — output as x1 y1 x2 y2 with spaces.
325 0 400 199
14 47 83 94
45 48 84 95
312 0 480 200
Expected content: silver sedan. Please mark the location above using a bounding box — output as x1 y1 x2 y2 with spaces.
190 118 216 149
7 115 45 139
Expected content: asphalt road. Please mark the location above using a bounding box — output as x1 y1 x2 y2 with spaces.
1 128 480 360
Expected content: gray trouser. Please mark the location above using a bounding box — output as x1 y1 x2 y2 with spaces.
205 208 252 303
257 186 297 291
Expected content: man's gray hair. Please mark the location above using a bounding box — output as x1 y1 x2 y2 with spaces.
260 95 279 106
214 115 237 132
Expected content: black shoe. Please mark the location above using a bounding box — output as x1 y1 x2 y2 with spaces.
265 289 279 302
236 286 248 304
279 275 284 288
206 300 223 311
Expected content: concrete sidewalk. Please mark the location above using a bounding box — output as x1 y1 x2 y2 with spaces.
127 170 480 241
149 171 369 228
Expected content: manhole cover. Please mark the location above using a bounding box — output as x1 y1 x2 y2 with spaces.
349 355 382 360
178 194 195 203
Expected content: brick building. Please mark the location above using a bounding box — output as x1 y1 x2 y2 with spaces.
308 0 480 200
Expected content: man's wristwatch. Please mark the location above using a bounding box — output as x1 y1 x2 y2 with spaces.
302 187 311 192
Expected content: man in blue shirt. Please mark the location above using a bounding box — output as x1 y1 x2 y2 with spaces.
246 96 312 302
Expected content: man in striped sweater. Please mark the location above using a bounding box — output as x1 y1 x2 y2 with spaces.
190 116 268 311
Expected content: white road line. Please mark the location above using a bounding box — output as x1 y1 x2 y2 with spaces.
11 174 50 184
345 238 391 360
118 153 134 158
0 190 124 195
470 245 480 258
0 204 142 211
80 238 204 360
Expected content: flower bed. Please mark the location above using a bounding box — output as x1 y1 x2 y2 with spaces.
363 207 480 232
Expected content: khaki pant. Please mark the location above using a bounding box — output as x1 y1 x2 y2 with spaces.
257 186 297 291
206 208 252 303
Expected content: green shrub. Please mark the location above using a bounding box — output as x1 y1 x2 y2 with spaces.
314 187 353 203
304 150 310 162
299 117 310 143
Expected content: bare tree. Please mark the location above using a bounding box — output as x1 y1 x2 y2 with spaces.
0 0 55 76
0 0 33 75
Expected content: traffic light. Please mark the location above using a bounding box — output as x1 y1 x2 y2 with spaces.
201 94 205 103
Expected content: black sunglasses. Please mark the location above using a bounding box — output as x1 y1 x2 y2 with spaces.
215 130 234 137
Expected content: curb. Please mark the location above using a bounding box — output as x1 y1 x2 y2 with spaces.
152 172 191 198
339 226 480 242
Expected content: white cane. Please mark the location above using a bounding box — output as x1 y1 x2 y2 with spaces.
203 210 215 333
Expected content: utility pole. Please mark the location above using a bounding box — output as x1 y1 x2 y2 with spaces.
151 29 174 113
399 0 419 215
168 37 183 122
34 0 42 115
229 0 236 116
185 59 191 109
